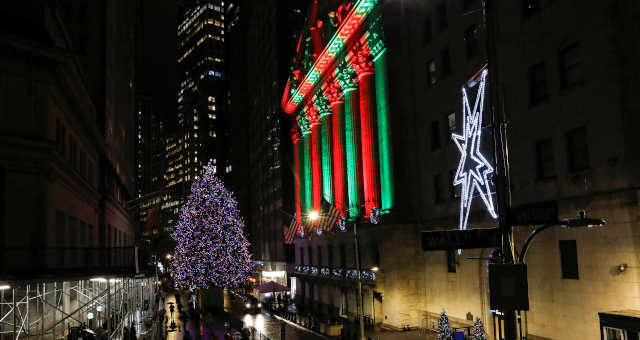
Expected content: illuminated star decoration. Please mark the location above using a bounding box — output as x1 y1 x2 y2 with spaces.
452 69 498 232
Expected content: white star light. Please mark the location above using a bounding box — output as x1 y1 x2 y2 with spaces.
452 69 498 231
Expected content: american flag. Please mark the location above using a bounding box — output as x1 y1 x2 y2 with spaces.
316 199 341 233
283 218 300 244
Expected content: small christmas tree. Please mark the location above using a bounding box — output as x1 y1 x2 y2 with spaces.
472 317 488 340
171 163 252 289
438 309 453 340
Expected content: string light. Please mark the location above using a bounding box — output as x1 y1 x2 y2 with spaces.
170 163 252 289
452 69 497 233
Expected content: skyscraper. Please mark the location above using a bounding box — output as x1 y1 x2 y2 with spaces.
168 0 230 225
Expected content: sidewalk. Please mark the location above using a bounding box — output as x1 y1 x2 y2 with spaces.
365 327 438 340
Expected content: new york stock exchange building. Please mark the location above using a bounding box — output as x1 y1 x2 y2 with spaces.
280 1 640 339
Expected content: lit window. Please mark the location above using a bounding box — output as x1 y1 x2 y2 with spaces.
208 105 216 111
208 96 215 102
194 125 198 130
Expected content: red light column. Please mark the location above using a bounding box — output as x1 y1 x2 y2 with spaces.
324 78 347 215
352 46 380 216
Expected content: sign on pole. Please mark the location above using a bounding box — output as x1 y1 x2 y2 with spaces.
421 228 501 251
508 201 558 226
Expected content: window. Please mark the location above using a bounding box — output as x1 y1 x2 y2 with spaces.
464 25 480 58
328 246 334 267
317 246 322 266
440 47 451 77
559 43 583 89
434 174 444 203
566 127 589 172
461 0 474 11
208 96 215 102
307 246 312 266
535 139 555 179
340 244 346 268
522 0 540 18
447 249 457 273
437 2 448 31
559 240 579 279
427 60 437 87
447 112 456 135
529 62 547 104
449 169 457 200
424 18 432 43
431 120 441 150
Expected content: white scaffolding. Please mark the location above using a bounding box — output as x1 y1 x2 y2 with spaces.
0 277 154 340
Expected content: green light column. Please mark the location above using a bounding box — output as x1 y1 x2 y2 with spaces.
373 49 394 212
321 116 333 204
344 86 362 219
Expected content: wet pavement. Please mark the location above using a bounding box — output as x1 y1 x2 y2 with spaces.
224 292 327 340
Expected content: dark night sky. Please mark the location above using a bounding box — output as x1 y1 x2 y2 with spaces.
138 0 177 131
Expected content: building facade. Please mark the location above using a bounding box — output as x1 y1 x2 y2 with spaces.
282 1 640 340
0 0 143 337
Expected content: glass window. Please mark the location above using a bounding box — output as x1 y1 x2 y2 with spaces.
464 24 480 58
447 250 457 273
447 112 456 134
437 2 448 31
440 47 451 77
431 120 441 150
427 59 437 87
536 138 555 179
529 62 547 104
559 43 583 89
559 240 579 279
424 17 432 43
566 126 589 172
434 173 443 203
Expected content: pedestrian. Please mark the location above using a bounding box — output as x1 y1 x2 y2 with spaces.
129 325 137 340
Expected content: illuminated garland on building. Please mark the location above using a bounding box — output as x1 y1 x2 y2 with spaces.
452 69 497 231
170 163 252 289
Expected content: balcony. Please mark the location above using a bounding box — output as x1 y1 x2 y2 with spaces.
294 265 376 284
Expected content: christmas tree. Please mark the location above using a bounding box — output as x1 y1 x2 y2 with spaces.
171 163 252 289
437 309 453 340
472 317 488 340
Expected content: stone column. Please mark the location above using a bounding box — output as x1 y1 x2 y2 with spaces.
324 78 348 215
352 47 380 216
307 105 323 218
339 68 363 219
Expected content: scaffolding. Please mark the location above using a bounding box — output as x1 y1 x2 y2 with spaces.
0 277 155 340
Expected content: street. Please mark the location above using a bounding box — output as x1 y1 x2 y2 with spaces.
223 291 327 340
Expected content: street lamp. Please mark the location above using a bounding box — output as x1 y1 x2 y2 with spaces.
518 211 605 263
308 210 319 221
166 253 172 260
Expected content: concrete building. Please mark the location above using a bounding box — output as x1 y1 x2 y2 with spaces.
282 1 640 340
0 0 146 337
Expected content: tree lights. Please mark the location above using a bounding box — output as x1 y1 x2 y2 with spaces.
452 69 497 232
170 163 252 289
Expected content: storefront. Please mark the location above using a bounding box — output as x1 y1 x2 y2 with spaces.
599 310 640 340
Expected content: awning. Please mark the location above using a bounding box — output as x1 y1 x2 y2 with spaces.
257 281 289 294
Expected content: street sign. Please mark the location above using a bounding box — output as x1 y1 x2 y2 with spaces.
421 228 501 251
508 201 558 226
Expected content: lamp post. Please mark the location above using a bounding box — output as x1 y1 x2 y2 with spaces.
518 212 605 263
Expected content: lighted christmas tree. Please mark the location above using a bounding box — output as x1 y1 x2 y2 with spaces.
438 309 453 340
170 163 252 289
472 317 488 340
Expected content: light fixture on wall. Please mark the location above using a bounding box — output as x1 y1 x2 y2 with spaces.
617 263 628 274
